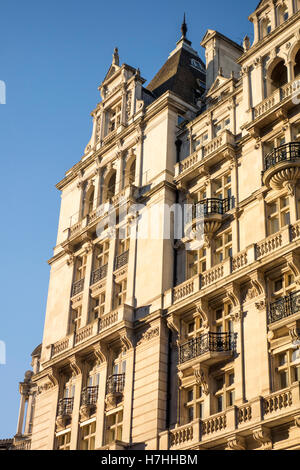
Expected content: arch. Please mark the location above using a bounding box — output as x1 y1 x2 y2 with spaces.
82 182 95 218
266 58 288 95
277 2 289 25
259 16 271 40
294 49 300 78
103 169 117 202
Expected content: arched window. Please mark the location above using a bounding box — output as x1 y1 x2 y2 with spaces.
269 60 288 95
260 17 271 39
128 159 136 185
106 172 116 200
82 184 95 218
277 4 289 25
294 49 300 78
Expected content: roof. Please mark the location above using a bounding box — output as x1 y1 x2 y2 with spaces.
0 439 13 450
146 41 206 106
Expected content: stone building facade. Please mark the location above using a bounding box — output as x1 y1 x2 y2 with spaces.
18 1 300 450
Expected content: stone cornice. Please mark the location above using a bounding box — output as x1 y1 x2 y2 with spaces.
238 10 300 65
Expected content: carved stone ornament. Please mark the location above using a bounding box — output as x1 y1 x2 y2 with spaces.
79 404 95 421
255 300 266 311
252 426 272 450
195 299 209 329
56 414 71 432
137 327 159 345
226 436 246 450
193 365 209 395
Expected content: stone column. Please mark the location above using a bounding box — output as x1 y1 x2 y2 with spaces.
121 88 127 128
252 15 259 44
105 234 117 313
16 392 27 435
80 242 94 327
70 361 84 450
94 346 108 448
122 344 135 444
270 2 277 29
125 217 138 307
93 168 101 209
24 391 34 434
135 129 144 187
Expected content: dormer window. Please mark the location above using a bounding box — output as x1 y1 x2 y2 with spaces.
277 3 289 25
259 17 271 39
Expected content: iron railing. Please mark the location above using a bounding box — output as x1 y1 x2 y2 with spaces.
57 397 74 416
179 332 233 365
91 264 108 285
115 250 129 270
192 198 232 219
106 373 125 394
268 290 300 324
71 278 84 297
81 386 99 406
263 142 300 173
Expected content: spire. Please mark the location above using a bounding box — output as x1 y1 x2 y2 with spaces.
112 47 119 66
181 13 187 39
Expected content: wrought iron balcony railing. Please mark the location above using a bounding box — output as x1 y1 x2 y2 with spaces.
192 198 232 218
106 373 125 394
179 332 233 365
263 142 300 173
268 290 300 324
91 264 108 285
81 386 99 406
71 278 84 297
57 397 74 416
115 250 129 270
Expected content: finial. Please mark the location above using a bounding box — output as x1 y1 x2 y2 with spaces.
181 13 187 39
243 35 251 52
112 47 119 66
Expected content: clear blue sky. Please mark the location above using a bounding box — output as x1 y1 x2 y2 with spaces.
0 0 258 438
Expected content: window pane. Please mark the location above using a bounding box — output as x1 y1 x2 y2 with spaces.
280 371 288 389
217 396 223 413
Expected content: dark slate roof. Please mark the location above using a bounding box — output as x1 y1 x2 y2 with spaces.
146 42 206 106
0 439 13 450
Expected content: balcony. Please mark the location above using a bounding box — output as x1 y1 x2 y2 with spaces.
91 264 108 285
174 130 235 184
262 142 300 191
56 397 74 430
71 278 84 297
249 79 300 131
80 386 98 420
178 332 233 367
268 290 300 325
105 374 125 409
115 250 129 271
185 198 232 243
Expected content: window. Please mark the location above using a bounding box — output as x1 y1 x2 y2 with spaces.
270 270 295 301
70 305 82 332
105 410 123 444
212 173 232 200
94 241 109 269
214 230 232 265
80 421 96 450
187 248 207 278
63 377 76 400
214 117 230 136
87 364 101 388
184 385 204 423
215 304 233 334
118 227 130 255
267 196 290 235
275 349 300 390
91 292 106 320
106 172 116 200
214 370 235 413
75 255 87 281
114 278 127 307
183 314 204 339
56 431 71 450
107 103 121 134
112 349 126 376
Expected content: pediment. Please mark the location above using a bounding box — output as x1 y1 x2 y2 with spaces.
207 75 230 96
102 64 120 84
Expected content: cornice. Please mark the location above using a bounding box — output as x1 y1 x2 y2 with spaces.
238 10 300 65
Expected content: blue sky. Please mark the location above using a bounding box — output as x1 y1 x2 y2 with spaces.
0 0 258 438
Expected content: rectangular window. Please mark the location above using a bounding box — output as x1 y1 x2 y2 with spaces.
80 422 96 450
57 432 71 450
105 410 123 445
267 196 290 235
